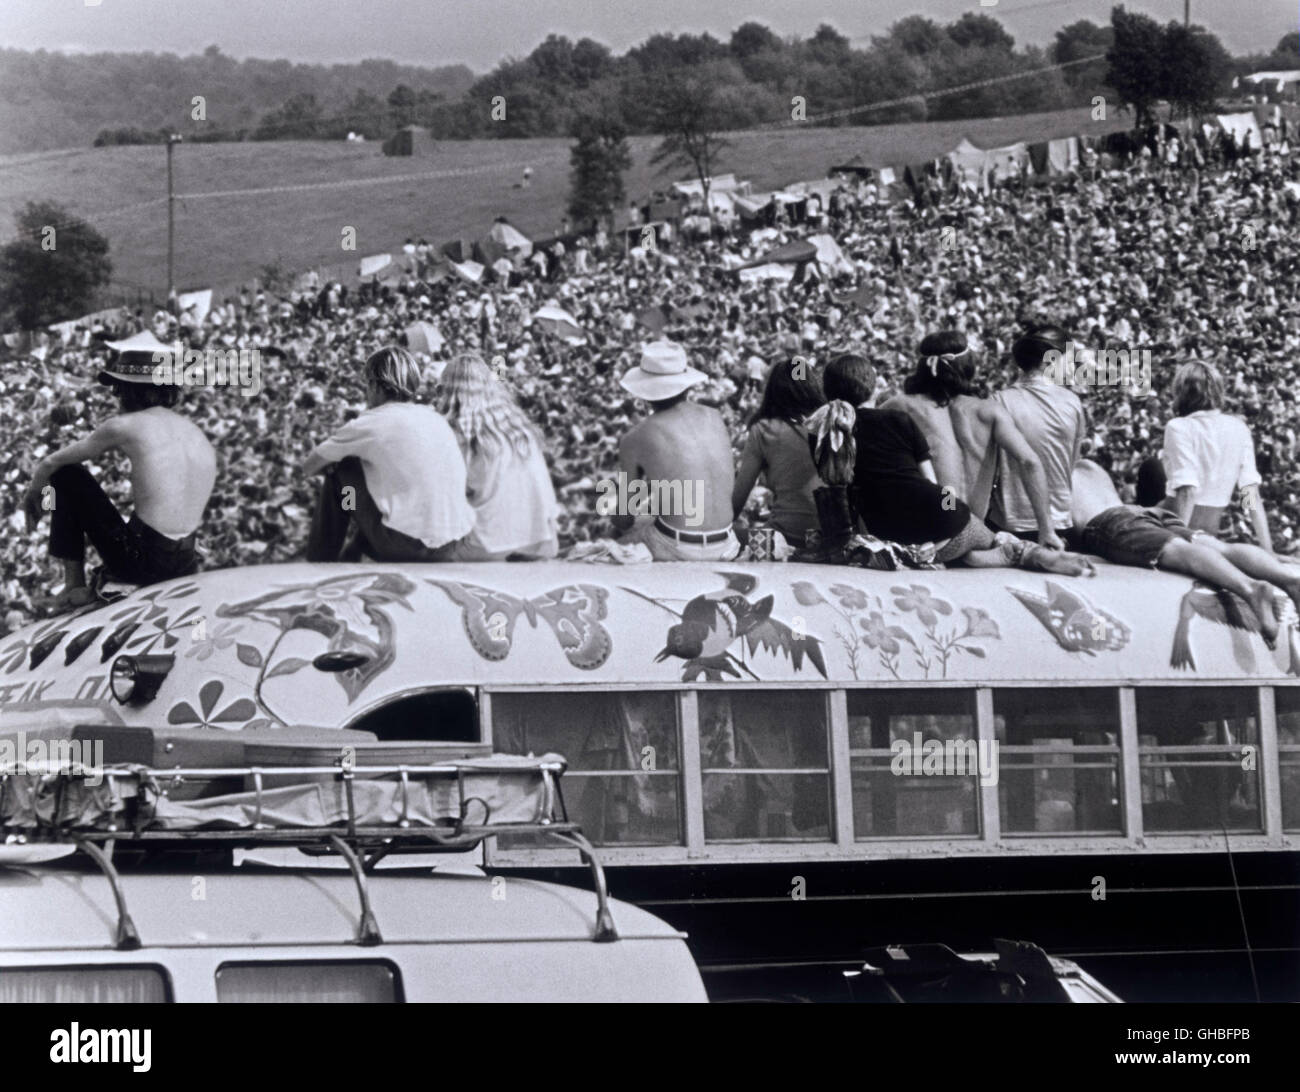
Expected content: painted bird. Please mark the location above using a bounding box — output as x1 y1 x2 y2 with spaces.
1170 582 1298 674
1007 581 1129 655
653 572 827 681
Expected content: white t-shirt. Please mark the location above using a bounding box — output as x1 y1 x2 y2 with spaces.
309 402 474 548
1162 410 1261 508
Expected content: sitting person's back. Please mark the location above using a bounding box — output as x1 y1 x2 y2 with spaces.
616 341 739 560
732 358 824 544
436 351 559 560
304 346 473 561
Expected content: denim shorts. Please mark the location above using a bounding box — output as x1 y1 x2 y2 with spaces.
1081 505 1199 568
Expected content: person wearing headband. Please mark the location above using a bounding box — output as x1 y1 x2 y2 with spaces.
988 323 1086 545
883 331 1065 551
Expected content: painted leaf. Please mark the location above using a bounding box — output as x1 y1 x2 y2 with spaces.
236 643 264 667
213 698 257 723
266 657 309 680
791 581 826 607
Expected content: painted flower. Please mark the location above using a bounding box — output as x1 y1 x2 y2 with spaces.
891 585 952 629
859 612 916 655
128 604 203 654
167 680 258 730
185 621 243 661
830 583 869 610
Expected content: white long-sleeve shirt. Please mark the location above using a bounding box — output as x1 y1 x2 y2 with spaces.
309 402 474 549
1162 410 1261 508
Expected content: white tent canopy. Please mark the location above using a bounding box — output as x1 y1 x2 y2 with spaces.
358 253 393 278
488 220 533 258
177 288 212 326
671 173 749 197
1217 112 1264 150
807 233 854 277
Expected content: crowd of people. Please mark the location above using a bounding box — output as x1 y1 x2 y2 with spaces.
5 118 1300 632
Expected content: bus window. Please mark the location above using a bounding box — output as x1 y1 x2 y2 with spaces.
698 690 831 842
346 687 478 741
491 691 681 846
0 965 170 1003
847 689 978 838
216 961 400 1003
993 688 1122 834
1136 688 1261 833
1273 687 1300 831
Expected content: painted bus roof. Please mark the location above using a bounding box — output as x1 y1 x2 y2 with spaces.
0 560 1296 733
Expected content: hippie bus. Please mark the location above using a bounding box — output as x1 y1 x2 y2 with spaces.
1 559 1297 1001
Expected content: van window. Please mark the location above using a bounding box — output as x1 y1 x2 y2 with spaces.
216 961 400 1003
346 687 478 741
847 689 978 837
993 688 1122 834
1136 687 1260 832
699 690 830 842
492 691 681 845
0 965 169 1003
1273 686 1300 831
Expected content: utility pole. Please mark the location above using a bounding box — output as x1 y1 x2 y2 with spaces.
166 133 182 313
1184 0 1190 27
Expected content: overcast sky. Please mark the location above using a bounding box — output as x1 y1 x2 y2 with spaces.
1 0 1292 70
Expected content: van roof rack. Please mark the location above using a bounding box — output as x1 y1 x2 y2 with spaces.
1 756 617 948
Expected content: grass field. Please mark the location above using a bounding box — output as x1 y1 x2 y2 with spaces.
0 105 1131 303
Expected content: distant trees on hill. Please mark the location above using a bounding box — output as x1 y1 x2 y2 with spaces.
1 9 1253 155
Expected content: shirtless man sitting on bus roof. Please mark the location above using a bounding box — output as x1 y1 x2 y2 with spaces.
1071 459 1300 646
613 341 740 561
882 331 1065 551
22 346 216 611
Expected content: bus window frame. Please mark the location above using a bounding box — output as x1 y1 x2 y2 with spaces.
479 682 1295 868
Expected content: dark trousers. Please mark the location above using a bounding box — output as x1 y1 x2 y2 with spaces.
986 517 1081 552
48 464 198 585
306 457 449 563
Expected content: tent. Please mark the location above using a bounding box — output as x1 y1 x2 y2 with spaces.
1240 70 1300 93
740 239 818 269
449 259 485 283
1217 112 1263 150
947 139 991 192
177 288 212 326
441 239 475 264
671 174 749 197
787 178 842 202
737 263 797 284
487 220 532 258
1047 136 1079 174
533 304 586 345
359 253 393 279
806 234 854 277
382 125 435 157
403 321 444 355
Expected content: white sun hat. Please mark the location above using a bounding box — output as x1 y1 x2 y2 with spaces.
619 340 707 401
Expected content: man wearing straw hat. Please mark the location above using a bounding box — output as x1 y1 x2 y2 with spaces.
21 334 216 611
613 340 740 561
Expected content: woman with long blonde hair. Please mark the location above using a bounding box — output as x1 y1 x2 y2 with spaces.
435 351 559 560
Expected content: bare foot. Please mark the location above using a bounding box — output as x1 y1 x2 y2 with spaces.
1247 581 1280 648
1023 547 1096 577
1282 578 1300 620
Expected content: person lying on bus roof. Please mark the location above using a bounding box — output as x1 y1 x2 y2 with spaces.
303 346 475 562
612 340 741 561
1071 459 1300 647
807 352 1093 576
22 350 216 612
881 331 1066 551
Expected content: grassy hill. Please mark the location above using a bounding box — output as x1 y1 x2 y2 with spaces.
0 105 1131 306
